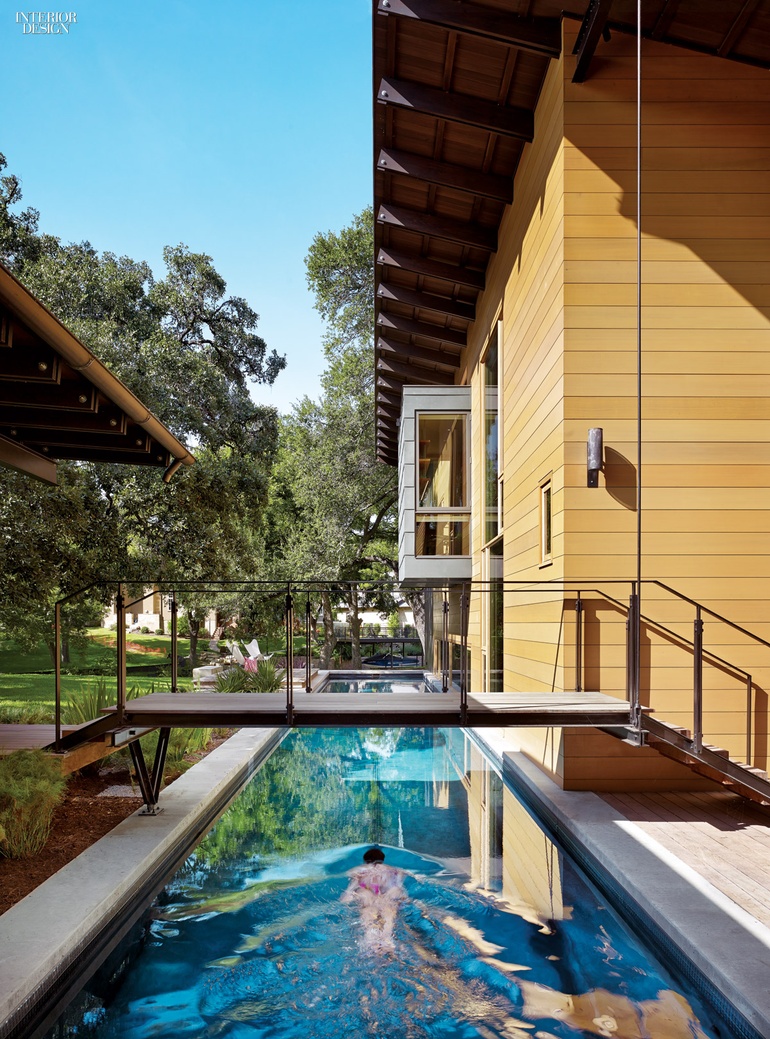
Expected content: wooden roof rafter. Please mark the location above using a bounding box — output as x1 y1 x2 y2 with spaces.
377 334 463 370
376 0 562 58
572 0 613 83
0 263 194 485
377 76 535 142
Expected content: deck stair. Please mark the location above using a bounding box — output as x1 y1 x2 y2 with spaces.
639 716 770 808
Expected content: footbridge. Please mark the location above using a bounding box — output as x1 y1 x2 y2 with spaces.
3 577 770 814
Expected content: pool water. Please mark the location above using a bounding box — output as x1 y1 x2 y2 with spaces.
49 728 735 1039
320 675 435 695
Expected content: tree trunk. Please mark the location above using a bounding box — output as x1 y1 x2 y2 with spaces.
402 589 427 661
349 593 362 669
321 590 337 669
189 616 201 664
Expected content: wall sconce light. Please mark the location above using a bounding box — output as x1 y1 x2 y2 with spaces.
587 427 603 487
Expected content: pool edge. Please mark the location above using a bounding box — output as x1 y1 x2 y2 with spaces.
471 727 770 1039
0 727 286 1039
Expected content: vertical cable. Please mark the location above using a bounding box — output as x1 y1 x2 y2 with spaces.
635 0 643 721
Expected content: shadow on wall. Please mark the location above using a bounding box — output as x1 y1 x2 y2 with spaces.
603 446 637 511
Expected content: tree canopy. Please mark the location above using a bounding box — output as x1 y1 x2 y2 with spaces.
0 153 285 658
260 207 402 664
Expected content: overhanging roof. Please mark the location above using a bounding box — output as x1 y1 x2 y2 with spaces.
373 0 770 462
0 263 195 485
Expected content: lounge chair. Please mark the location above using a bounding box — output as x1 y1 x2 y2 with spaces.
229 642 247 667
244 638 272 661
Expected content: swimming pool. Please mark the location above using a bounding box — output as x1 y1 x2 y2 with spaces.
317 672 438 695
47 728 737 1038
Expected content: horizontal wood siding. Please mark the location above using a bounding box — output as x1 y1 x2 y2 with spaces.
562 24 770 767
465 44 569 697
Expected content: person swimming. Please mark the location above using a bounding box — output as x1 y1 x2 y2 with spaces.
341 847 406 952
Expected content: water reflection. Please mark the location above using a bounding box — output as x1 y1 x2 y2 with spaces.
47 728 726 1039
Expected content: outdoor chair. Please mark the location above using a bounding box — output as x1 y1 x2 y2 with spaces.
244 638 272 661
230 642 247 667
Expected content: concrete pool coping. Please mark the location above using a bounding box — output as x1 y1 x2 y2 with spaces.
0 727 285 1039
475 728 770 1039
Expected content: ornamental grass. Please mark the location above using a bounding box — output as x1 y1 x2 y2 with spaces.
0 750 67 859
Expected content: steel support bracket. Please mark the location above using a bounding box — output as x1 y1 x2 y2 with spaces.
130 726 171 815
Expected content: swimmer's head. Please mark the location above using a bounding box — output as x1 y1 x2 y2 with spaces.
363 847 385 863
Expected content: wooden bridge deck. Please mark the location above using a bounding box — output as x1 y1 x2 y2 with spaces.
113 687 631 729
0 689 630 755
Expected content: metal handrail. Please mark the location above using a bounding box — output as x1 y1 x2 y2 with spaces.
51 575 766 768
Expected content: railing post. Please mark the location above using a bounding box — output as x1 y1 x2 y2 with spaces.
693 605 703 754
746 674 753 765
575 592 583 693
116 583 127 726
54 601 62 753
305 596 312 693
441 590 450 693
285 585 294 724
627 584 640 729
460 584 468 725
170 592 178 693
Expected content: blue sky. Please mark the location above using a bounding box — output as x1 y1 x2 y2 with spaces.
2 0 372 413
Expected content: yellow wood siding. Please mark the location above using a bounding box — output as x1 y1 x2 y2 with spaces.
460 23 770 785
561 24 770 766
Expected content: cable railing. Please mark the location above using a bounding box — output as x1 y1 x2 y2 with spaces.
48 577 770 772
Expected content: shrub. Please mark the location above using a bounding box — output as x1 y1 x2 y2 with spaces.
250 658 286 693
140 626 151 635
63 679 142 725
155 628 164 636
0 751 67 858
215 660 285 694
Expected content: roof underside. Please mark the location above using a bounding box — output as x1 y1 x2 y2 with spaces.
0 264 194 485
373 0 770 463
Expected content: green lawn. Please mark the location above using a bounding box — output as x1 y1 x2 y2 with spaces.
0 630 193 715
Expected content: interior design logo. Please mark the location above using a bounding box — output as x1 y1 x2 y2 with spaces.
16 12 77 33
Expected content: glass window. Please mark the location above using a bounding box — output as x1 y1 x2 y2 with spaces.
418 414 466 509
416 414 470 557
485 538 504 692
415 515 470 557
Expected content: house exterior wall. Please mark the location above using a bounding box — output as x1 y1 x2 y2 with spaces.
458 25 770 787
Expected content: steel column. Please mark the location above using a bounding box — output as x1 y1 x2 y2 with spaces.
129 727 170 815
575 592 583 693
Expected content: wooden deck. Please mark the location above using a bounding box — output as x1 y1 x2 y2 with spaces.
112 687 631 729
0 724 63 753
601 789 770 929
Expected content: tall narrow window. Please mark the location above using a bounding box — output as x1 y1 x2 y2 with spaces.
484 538 504 692
540 479 552 565
416 414 470 556
483 325 500 544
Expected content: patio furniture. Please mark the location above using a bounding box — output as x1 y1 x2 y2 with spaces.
192 664 225 689
244 638 273 661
